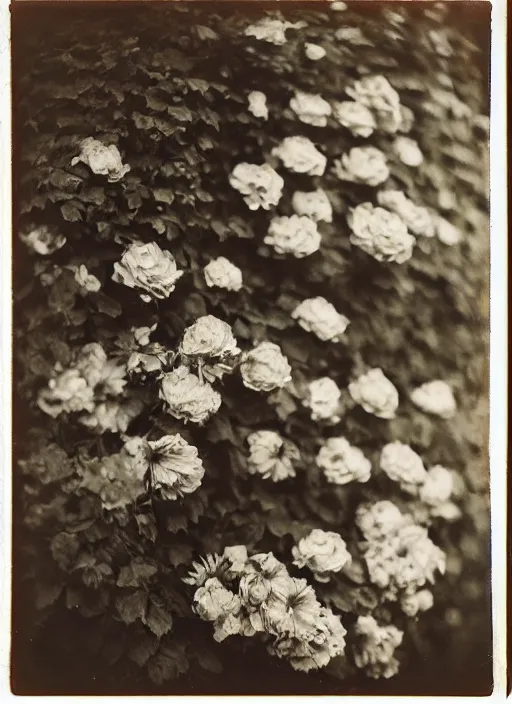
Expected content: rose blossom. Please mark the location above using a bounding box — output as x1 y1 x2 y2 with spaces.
229 163 284 211
316 436 372 485
292 297 350 342
247 91 268 120
73 264 101 292
410 380 457 419
37 369 95 418
304 43 326 60
264 215 321 258
346 75 403 133
74 342 108 388
380 441 427 494
263 577 322 640
291 188 332 223
347 202 415 264
112 242 184 302
19 225 66 255
356 501 407 541
303 377 342 423
400 589 434 617
239 573 272 608
71 137 130 182
180 315 239 359
194 578 241 622
334 146 389 187
145 434 205 500
79 398 143 435
247 430 300 482
348 368 399 419
352 615 403 679
393 136 424 167
377 190 435 238
289 91 332 127
332 101 376 138
244 17 306 45
239 342 292 392
159 365 221 424
203 257 243 291
292 529 351 582
419 465 454 506
436 216 463 246
272 136 327 176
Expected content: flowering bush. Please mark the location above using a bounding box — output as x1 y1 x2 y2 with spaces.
13 1 490 696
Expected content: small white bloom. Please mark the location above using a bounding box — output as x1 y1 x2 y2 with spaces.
244 17 306 46
74 264 101 293
430 502 462 521
353 615 403 679
346 75 403 133
335 27 372 46
377 190 435 238
272 136 327 176
248 91 268 120
79 398 143 434
398 105 415 134
74 343 108 388
71 137 130 182
194 577 241 622
436 216 462 246
247 430 300 482
180 315 239 359
334 146 389 187
393 136 424 167
419 465 454 506
332 101 376 138
240 341 292 393
37 369 95 418
356 501 407 541
329 1 347 10
203 257 243 292
410 380 457 419
400 589 434 617
264 215 321 258
19 225 66 256
291 189 332 223
292 529 351 582
292 297 350 342
229 163 284 211
347 202 415 264
223 545 249 576
160 365 222 424
289 91 332 127
304 43 326 60
349 368 399 419
132 324 157 347
428 29 453 57
303 377 342 423
316 437 372 485
112 242 184 302
380 441 427 495
147 434 205 500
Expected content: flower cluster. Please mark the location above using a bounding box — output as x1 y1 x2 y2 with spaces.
186 547 347 672
248 91 269 120
272 136 327 176
345 75 403 133
229 163 284 211
291 297 350 342
380 441 427 495
352 615 403 679
71 137 130 182
204 257 243 291
332 101 376 137
264 215 321 258
240 342 292 392
292 188 333 223
160 365 222 425
179 315 240 360
246 430 300 482
289 91 332 127
347 203 416 264
112 242 184 302
292 529 352 582
303 377 342 423
348 368 399 419
377 190 435 238
334 146 389 187
244 18 306 45
316 436 372 485
19 224 67 255
393 136 424 167
410 380 457 418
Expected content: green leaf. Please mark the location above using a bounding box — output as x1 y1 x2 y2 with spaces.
143 596 173 639
168 542 194 567
145 94 169 112
116 589 148 625
35 582 64 610
92 292 123 318
117 559 158 588
127 632 160 667
133 112 155 130
61 202 83 222
196 25 219 41
147 644 189 684
50 169 83 190
153 188 175 205
186 78 210 94
196 646 223 673
167 106 193 122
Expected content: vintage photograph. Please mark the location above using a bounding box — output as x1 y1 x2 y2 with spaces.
10 0 492 696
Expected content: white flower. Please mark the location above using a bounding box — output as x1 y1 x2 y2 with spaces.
353 615 403 679
436 216 462 246
410 380 456 419
291 189 332 223
377 190 435 238
303 377 342 423
304 43 326 60
272 136 327 176
329 1 347 10
419 465 454 506
132 324 157 347
292 297 350 342
244 17 306 45
127 351 163 378
264 216 321 258
240 342 292 393
398 105 415 134
316 437 371 485
334 146 389 187
393 136 424 167
248 91 268 120
73 264 101 293
180 315 239 359
292 529 351 582
37 369 95 418
146 434 204 500
347 202 415 264
223 545 249 577
81 398 142 434
203 257 243 291
112 242 184 302
400 589 434 617
332 101 376 138
194 578 241 622
430 502 462 521
380 442 427 494
356 501 407 541
239 573 272 608
229 163 284 211
19 225 66 255
247 430 300 482
183 554 228 587
160 365 222 424
289 91 332 127
346 75 403 133
349 368 399 419
74 343 108 388
71 137 130 182
262 577 322 640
